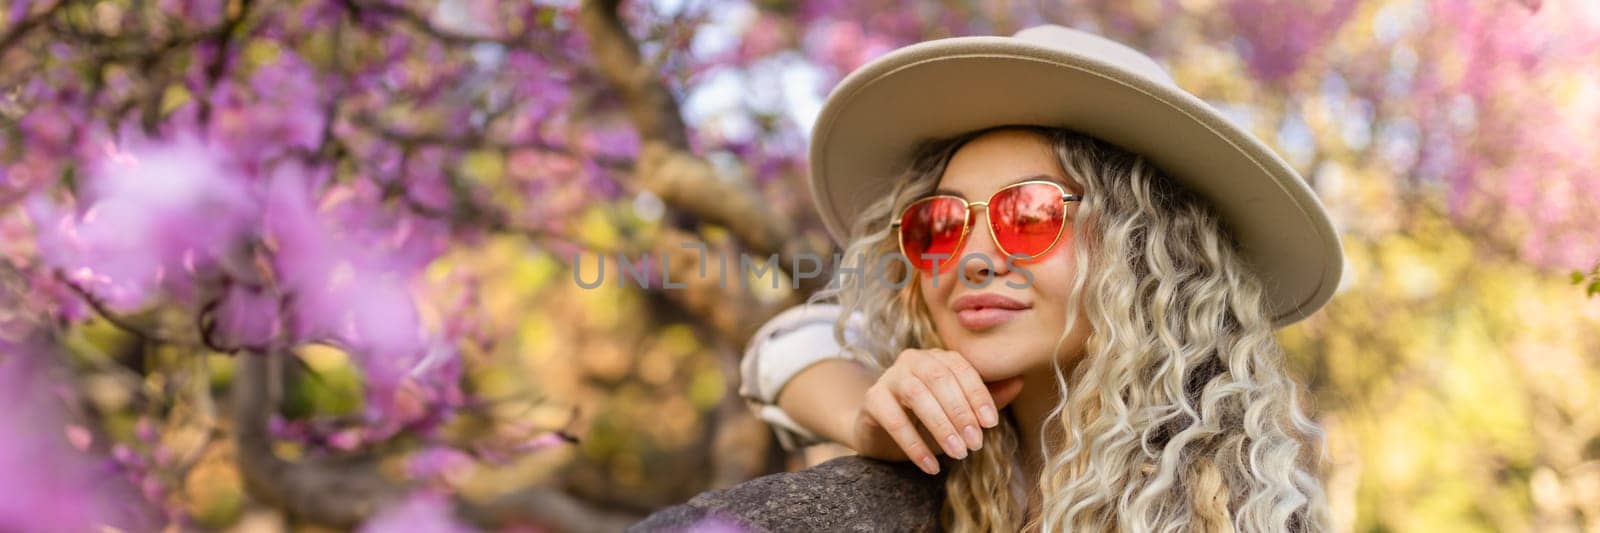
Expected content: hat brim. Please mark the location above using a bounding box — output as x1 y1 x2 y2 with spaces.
807 36 1343 328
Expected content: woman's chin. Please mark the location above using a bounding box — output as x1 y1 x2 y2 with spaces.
943 337 1053 380
966 358 1030 383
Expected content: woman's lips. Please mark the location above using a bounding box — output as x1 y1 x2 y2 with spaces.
955 307 1027 330
949 293 1031 331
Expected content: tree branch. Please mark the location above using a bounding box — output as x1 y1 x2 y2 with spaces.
345 0 545 49
0 0 70 55
231 350 404 529
576 0 827 296
350 111 636 172
458 487 641 531
231 349 648 531
54 270 185 346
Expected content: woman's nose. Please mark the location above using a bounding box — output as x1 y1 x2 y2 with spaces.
958 209 1012 284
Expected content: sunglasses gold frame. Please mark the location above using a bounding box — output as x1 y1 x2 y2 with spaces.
890 179 1084 272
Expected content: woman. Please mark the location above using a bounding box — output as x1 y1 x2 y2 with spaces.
738 25 1342 531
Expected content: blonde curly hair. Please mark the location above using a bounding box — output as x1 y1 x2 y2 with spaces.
809 125 1330 532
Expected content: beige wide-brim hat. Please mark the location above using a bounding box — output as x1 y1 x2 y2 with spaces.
807 24 1344 328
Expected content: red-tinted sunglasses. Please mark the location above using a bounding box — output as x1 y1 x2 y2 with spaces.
892 180 1084 273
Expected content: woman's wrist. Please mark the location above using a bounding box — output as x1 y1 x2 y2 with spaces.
774 357 877 448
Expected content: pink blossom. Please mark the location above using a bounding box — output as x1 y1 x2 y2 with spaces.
1227 0 1358 83
405 446 477 482
212 283 283 349
209 52 329 172
358 491 477 533
685 512 750 533
0 340 157 531
265 163 461 427
27 132 257 310
735 13 791 66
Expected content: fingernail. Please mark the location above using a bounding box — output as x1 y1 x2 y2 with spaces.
963 425 983 450
919 456 940 475
945 435 967 459
979 406 998 427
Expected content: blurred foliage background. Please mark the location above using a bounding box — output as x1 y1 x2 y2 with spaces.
0 0 1597 531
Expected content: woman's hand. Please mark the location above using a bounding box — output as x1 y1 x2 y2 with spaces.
848 348 1025 475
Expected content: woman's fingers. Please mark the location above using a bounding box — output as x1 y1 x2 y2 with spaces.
859 348 1024 476
913 355 986 451
864 385 941 475
894 377 970 460
931 350 1000 430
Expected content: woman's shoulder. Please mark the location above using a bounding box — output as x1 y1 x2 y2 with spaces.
628 455 946 532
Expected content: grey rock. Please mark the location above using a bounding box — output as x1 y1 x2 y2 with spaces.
628 455 946 532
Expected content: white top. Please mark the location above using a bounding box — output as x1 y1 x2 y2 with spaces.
738 302 867 451
742 303 1036 508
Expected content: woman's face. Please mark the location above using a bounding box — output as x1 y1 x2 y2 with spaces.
916 128 1091 382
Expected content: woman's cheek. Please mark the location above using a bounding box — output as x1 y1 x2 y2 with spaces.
1027 240 1077 296
918 269 956 303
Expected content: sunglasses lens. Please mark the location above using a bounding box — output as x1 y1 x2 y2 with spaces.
990 183 1067 259
899 197 968 272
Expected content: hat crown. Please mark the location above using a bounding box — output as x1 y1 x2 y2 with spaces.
1011 24 1176 87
